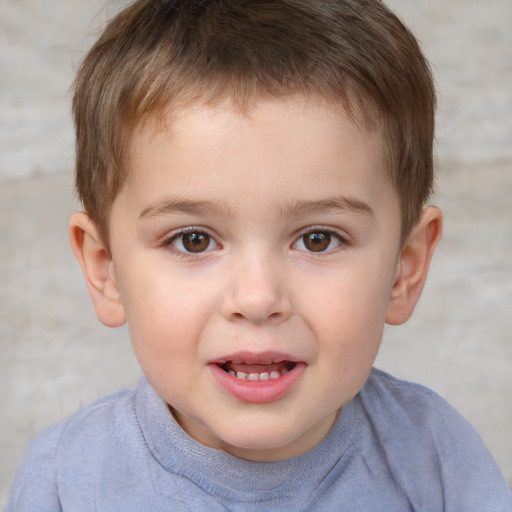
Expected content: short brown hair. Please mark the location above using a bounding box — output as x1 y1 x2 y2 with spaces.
73 0 435 245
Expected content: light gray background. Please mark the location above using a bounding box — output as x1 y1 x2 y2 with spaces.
1 0 511 505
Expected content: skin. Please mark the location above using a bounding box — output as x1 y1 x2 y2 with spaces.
70 96 442 462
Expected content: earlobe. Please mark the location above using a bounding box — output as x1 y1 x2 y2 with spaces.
69 212 126 327
386 207 442 325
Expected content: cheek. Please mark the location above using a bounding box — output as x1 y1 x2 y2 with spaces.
118 262 220 361
299 261 394 364
303 263 393 327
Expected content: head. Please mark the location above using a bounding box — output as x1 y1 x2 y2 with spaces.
73 0 436 247
70 0 442 461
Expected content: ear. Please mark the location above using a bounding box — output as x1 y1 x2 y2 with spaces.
69 212 126 327
386 207 442 325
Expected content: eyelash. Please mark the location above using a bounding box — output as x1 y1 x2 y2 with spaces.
292 227 349 255
161 227 220 258
161 226 349 258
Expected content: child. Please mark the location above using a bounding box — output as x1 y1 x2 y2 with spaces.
7 0 511 510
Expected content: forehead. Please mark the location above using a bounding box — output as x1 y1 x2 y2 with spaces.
120 96 395 217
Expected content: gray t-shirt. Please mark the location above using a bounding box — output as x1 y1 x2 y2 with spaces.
6 368 512 511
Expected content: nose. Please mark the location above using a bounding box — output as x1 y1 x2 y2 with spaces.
220 250 292 325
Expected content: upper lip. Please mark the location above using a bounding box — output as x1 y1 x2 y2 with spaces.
208 351 302 365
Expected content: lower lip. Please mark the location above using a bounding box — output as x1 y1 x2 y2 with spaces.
209 363 306 404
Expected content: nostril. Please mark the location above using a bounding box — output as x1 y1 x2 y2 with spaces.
223 286 292 324
230 310 284 324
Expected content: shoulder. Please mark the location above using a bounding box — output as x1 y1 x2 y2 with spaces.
360 367 492 464
56 387 137 446
5 387 137 512
355 368 512 510
36 386 138 461
361 367 455 423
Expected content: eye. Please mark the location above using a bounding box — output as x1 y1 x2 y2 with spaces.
293 229 345 253
165 229 219 254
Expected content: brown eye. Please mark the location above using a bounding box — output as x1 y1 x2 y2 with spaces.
167 230 218 255
181 232 212 252
302 232 331 252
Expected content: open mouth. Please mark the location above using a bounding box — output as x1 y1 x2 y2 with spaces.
210 356 306 403
218 361 297 381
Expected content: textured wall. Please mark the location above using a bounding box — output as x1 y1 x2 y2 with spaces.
389 0 512 164
0 0 128 178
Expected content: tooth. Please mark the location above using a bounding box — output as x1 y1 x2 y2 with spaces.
248 373 259 381
236 372 248 380
280 368 289 375
259 372 269 381
270 371 280 380
228 370 236 377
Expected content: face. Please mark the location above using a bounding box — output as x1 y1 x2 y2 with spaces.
108 97 403 461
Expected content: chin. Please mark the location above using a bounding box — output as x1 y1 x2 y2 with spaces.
214 422 307 460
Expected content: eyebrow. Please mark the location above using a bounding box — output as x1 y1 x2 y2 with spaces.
138 196 374 220
276 197 375 219
138 198 234 220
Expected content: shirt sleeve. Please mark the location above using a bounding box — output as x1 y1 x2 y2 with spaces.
5 424 63 512
363 369 512 511
435 401 512 512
